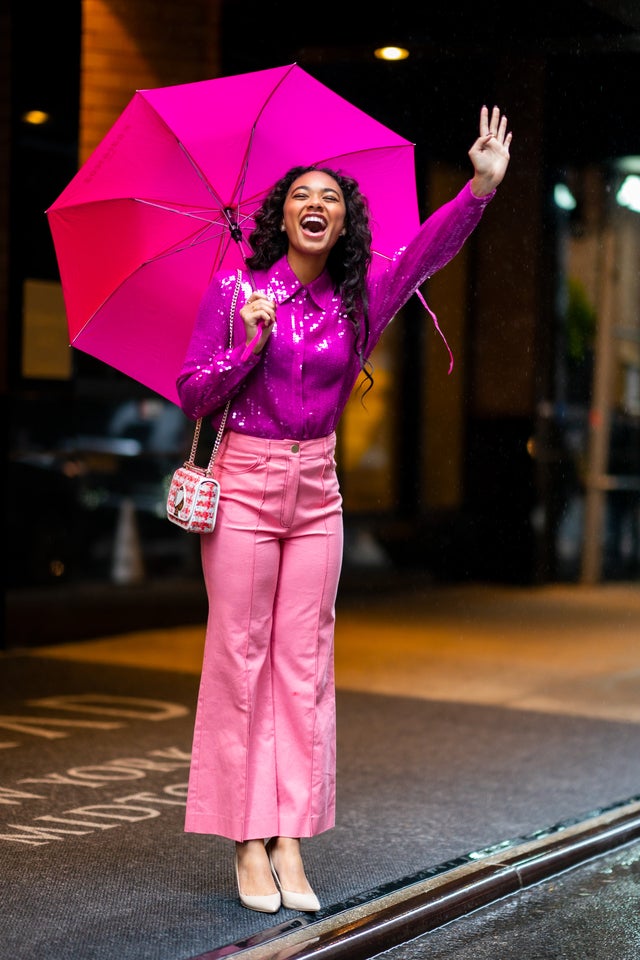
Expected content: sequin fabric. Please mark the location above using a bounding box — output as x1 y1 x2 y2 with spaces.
177 181 494 440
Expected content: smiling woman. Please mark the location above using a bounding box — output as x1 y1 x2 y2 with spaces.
175 106 512 912
282 172 348 282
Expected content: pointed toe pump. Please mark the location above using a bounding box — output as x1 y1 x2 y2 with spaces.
268 854 320 913
234 855 281 914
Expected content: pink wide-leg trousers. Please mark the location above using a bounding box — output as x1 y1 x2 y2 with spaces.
184 430 344 841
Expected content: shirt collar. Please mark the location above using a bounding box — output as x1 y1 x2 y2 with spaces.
263 256 337 311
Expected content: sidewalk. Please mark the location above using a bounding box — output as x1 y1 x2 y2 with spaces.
27 579 640 724
7 578 640 959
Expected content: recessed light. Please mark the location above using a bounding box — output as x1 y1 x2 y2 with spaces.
374 46 410 61
22 109 50 125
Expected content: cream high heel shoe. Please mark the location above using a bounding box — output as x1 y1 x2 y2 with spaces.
234 853 281 913
268 851 320 913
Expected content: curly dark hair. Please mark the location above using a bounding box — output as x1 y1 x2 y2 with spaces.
245 165 374 394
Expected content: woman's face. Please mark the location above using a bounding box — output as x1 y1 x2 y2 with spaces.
282 171 346 262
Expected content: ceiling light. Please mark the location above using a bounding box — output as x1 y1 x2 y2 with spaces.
22 109 50 125
374 46 410 61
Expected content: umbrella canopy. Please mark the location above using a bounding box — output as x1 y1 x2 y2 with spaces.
46 63 420 404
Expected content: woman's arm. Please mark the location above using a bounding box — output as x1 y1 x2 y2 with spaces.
366 105 512 351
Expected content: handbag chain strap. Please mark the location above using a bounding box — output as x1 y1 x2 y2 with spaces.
187 268 243 473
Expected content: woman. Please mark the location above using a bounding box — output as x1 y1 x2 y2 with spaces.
177 105 512 914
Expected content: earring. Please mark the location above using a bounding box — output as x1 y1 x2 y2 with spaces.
280 222 285 232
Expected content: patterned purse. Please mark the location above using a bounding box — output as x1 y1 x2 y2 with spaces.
166 269 242 533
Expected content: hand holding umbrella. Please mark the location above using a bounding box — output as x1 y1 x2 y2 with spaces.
240 291 276 359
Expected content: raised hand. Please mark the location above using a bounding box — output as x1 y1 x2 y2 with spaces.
469 105 512 197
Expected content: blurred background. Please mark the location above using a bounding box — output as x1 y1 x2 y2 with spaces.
2 0 640 645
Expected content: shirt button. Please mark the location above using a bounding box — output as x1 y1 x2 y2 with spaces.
290 443 300 453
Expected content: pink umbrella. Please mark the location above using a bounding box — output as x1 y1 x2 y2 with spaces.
46 63 420 405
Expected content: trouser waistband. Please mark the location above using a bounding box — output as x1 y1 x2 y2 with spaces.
222 431 336 457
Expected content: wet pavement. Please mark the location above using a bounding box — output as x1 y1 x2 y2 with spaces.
377 839 640 960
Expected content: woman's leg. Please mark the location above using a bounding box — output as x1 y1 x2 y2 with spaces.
268 836 317 899
268 483 343 838
184 436 283 841
235 838 278 901
184 433 342 843
265 436 342 906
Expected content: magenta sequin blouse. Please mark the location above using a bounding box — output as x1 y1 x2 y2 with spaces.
176 181 494 440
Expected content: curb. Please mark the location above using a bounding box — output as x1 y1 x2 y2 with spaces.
194 796 640 960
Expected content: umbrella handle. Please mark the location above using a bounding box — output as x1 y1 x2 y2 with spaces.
241 324 263 362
